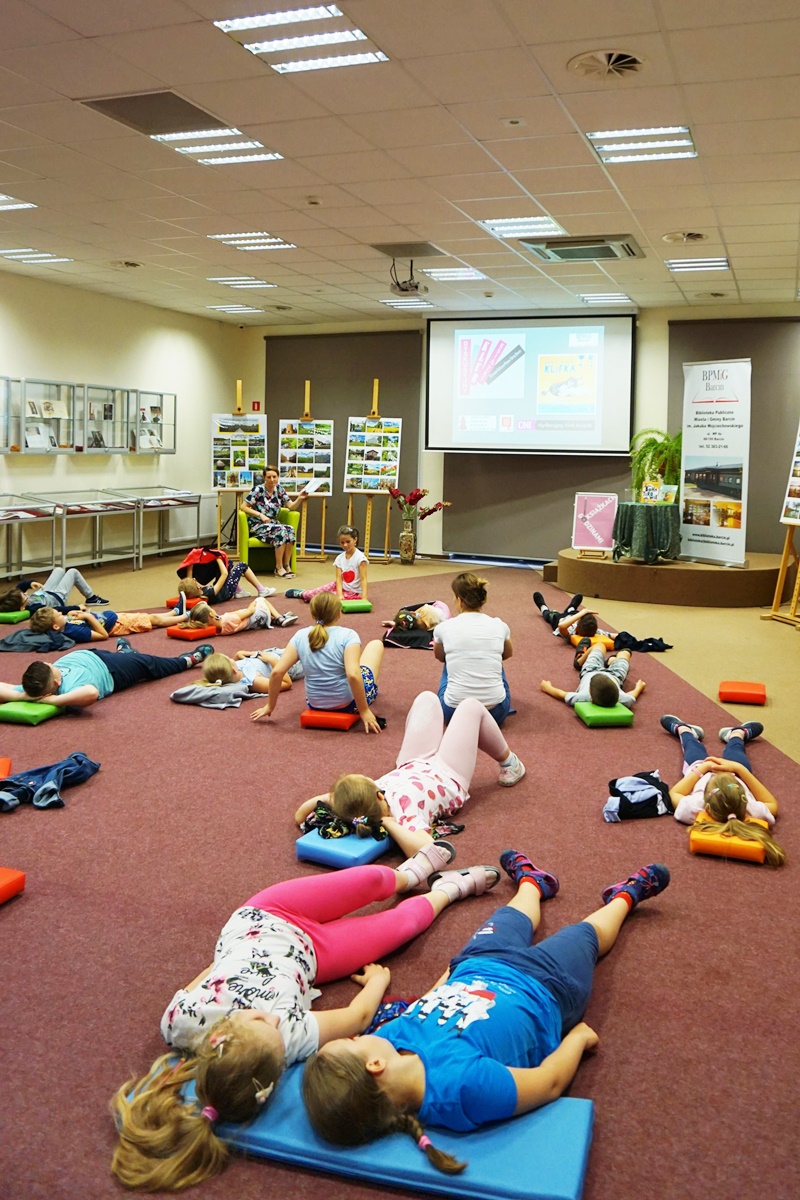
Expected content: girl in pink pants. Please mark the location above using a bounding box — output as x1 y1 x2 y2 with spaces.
294 690 527 858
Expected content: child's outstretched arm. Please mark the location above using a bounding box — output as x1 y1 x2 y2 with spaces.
629 679 646 699
541 679 569 701
509 1022 598 1114
251 643 299 721
313 964 391 1044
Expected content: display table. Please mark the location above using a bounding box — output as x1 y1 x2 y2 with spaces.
0 494 58 578
24 489 139 570
612 502 681 564
104 487 201 568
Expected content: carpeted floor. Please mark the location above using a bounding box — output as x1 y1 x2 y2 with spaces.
2 567 797 1200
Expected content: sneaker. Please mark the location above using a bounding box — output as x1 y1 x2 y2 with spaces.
257 585 277 598
660 714 704 741
234 588 249 599
499 849 560 899
719 721 764 743
115 636 134 653
173 592 187 617
533 590 546 611
602 863 670 909
573 636 593 671
498 753 526 787
276 612 298 627
429 864 501 900
85 593 108 606
566 594 583 613
398 840 456 888
183 643 214 667
285 588 305 600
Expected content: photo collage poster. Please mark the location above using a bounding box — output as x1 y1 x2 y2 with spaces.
344 416 402 493
278 418 334 496
780 413 800 525
211 412 267 490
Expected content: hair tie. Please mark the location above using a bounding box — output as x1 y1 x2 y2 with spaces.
253 1078 275 1105
316 618 326 625
418 1134 432 1151
352 815 368 827
214 678 222 686
726 813 737 821
201 1106 218 1122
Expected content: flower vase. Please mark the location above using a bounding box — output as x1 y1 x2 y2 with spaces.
398 517 417 565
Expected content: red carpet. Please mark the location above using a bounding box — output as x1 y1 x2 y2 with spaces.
2 568 798 1200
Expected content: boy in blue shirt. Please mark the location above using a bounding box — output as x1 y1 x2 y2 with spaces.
303 851 669 1171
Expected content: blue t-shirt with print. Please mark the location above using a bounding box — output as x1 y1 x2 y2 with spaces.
290 625 360 710
380 957 562 1132
63 611 117 643
53 649 115 699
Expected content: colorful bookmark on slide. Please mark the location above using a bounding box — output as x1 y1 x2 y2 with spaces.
478 339 507 383
459 339 473 395
486 344 525 385
470 338 492 385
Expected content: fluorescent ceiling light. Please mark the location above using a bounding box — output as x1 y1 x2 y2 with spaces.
422 268 487 281
271 50 387 72
206 276 253 281
207 304 264 313
209 231 273 239
176 140 263 155
480 216 565 238
381 298 435 309
578 293 632 304
246 28 366 53
207 275 276 288
229 282 277 288
208 232 296 251
0 193 36 211
197 152 283 164
152 128 242 142
1 249 72 262
215 6 343 34
666 258 729 272
587 124 697 164
0 247 37 254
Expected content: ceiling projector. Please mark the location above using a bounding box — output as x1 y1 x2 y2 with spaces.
390 279 428 296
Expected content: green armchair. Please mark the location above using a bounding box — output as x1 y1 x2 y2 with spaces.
237 505 299 574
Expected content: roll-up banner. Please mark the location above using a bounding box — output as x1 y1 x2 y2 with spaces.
680 359 751 566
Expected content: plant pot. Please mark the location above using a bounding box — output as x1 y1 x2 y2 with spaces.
398 517 416 565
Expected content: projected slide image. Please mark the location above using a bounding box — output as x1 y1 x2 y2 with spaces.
537 354 597 416
457 335 526 398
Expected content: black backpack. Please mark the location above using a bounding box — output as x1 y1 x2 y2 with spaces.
382 602 437 650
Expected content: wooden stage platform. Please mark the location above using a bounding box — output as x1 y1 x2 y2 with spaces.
544 548 794 608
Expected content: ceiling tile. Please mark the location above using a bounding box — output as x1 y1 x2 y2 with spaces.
347 0 518 58
498 0 660 44
243 118 372 158
669 20 800 84
296 150 411 185
0 39 164 99
482 134 597 171
403 48 550 105
29 0 200 36
391 142 500 177
343 107 471 150
433 173 526 202
684 77 800 124
94 23 264 86
0 0 79 49
446 95 575 141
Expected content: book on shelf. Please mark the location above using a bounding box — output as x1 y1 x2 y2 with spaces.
25 424 49 450
40 398 69 419
88 430 106 448
27 400 42 417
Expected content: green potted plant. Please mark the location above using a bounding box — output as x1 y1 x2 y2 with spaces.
629 428 682 502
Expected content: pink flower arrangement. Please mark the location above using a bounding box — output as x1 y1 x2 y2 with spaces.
387 486 451 521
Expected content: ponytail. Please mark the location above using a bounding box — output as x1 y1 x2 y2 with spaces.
308 592 341 651
303 1050 466 1175
703 772 786 867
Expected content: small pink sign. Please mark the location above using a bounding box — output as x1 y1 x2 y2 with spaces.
571 492 618 551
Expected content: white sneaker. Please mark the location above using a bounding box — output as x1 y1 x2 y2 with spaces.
257 585 277 597
234 588 249 599
277 612 298 627
498 753 526 787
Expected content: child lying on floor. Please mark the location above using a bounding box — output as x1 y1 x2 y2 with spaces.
541 642 645 709
181 598 298 635
29 605 187 643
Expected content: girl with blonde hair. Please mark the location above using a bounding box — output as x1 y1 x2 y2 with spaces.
197 650 296 695
180 595 298 636
433 572 513 726
252 591 384 733
661 716 785 865
111 852 499 1191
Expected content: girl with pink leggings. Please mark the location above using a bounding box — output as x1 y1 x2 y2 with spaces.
295 690 527 858
113 852 498 1191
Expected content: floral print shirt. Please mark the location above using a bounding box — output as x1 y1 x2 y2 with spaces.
245 484 290 523
375 757 468 834
160 906 320 1064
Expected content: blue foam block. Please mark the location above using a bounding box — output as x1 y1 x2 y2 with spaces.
296 827 390 867
205 1065 594 1200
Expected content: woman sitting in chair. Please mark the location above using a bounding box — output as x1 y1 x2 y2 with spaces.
241 465 307 580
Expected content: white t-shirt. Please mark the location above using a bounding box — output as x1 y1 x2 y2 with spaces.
161 906 320 1065
335 547 367 596
672 774 775 826
375 757 468 834
433 612 510 707
291 625 360 709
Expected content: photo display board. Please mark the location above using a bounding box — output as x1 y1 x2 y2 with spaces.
344 416 402 493
780 413 800 525
279 419 334 496
211 412 266 489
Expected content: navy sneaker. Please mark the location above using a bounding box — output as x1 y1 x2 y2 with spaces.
566 594 583 612
602 863 670 909
660 714 704 741
85 593 108 606
719 722 764 743
285 588 305 599
499 849 559 900
115 637 134 654
183 643 214 667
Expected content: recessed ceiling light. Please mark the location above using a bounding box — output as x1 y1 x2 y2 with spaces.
0 192 36 211
216 4 388 73
197 152 283 164
245 28 366 53
381 297 435 309
271 50 388 72
587 125 697 163
1 247 71 263
152 127 242 142
151 127 281 166
666 258 729 272
480 216 565 239
422 268 487 281
207 276 276 289
206 304 264 313
208 231 296 251
578 292 632 304
214 6 344 34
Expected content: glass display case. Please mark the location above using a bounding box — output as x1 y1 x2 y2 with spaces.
0 493 58 577
83 385 131 454
103 487 202 568
0 377 21 455
21 379 77 454
131 390 176 454
24 489 139 570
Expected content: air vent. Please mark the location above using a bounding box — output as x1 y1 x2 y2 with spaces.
83 92 227 136
568 50 644 79
370 242 445 259
519 235 644 262
662 231 707 244
110 260 143 269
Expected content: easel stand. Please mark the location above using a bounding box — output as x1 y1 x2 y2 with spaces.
760 525 800 627
346 379 392 563
295 380 328 563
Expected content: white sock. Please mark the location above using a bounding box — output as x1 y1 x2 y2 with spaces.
499 752 516 768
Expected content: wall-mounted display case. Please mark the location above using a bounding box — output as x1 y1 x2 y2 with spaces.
84 385 132 454
21 379 77 454
0 377 20 454
131 390 176 454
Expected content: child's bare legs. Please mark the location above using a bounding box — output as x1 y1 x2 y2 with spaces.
241 565 268 593
360 639 384 682
582 898 630 956
148 613 188 629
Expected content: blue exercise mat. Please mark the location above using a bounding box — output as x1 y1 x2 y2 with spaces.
188 1065 594 1200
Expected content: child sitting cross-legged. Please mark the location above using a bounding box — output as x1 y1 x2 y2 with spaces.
541 641 645 710
286 524 368 604
181 597 298 636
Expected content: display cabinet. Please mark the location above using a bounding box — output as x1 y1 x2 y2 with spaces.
24 489 139 570
0 493 57 578
21 379 77 454
83 384 131 454
103 487 201 568
131 390 176 454
0 377 21 455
